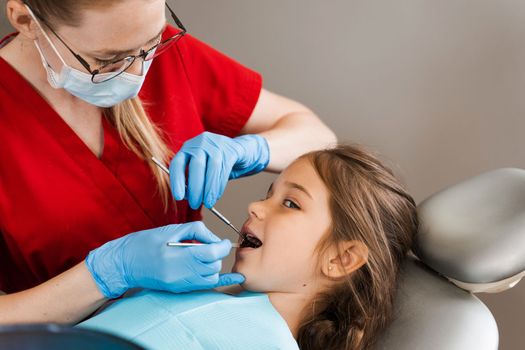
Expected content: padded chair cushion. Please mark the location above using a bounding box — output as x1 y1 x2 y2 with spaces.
373 257 498 350
415 168 525 285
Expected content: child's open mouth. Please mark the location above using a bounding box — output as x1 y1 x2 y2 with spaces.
240 233 262 248
239 225 263 248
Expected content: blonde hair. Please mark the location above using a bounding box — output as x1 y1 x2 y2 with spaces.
107 99 173 208
24 0 174 208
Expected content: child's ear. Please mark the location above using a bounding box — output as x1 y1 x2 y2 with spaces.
321 241 368 278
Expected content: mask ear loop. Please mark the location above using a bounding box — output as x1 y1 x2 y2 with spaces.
33 39 49 66
25 4 68 67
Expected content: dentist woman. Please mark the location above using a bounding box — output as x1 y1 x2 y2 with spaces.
0 0 336 324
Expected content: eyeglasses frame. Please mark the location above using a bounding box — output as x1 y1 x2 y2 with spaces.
24 1 187 83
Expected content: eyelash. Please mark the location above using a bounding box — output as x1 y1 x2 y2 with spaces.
283 199 300 209
262 192 301 210
94 36 162 66
94 58 114 65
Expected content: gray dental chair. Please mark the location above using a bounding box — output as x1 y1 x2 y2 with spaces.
375 168 525 349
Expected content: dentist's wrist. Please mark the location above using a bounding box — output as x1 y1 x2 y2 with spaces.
85 242 128 299
233 134 270 176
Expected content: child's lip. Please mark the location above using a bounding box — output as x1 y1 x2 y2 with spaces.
239 223 263 246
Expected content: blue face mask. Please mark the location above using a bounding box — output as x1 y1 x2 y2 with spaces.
29 5 153 108
34 40 153 108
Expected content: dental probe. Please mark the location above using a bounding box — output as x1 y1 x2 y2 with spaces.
167 242 240 248
151 157 243 237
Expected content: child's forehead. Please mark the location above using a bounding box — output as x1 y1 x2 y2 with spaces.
281 157 315 177
273 158 327 194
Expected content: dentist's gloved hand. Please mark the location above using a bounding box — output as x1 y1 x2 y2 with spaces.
170 131 270 209
85 222 245 299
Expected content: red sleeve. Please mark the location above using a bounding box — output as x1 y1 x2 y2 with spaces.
174 33 263 138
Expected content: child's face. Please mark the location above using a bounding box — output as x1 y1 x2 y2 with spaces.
232 157 332 293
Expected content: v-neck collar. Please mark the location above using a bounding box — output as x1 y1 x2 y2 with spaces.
0 56 155 229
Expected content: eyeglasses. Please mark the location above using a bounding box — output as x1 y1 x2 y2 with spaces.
26 2 186 83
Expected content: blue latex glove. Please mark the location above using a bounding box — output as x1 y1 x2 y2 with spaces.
170 132 270 209
85 222 245 299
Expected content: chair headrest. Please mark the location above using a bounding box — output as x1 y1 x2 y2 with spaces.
414 168 525 292
373 257 498 350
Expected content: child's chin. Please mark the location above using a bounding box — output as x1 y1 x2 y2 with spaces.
238 281 265 293
231 262 244 275
231 267 254 288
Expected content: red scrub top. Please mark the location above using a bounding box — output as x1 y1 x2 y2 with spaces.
0 26 262 293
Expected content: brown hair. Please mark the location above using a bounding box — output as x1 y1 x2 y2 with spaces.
23 0 173 207
297 145 418 350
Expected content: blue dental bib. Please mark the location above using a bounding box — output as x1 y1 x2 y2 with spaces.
79 289 299 350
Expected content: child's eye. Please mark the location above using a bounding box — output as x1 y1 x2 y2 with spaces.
283 199 300 209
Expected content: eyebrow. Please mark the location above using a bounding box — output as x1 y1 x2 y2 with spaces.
267 181 313 199
267 181 313 200
285 181 313 199
91 24 166 57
